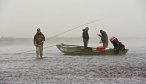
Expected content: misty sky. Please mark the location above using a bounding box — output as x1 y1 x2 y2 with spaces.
0 0 146 38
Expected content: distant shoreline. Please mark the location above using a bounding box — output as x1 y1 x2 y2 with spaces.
0 36 146 40
0 36 146 46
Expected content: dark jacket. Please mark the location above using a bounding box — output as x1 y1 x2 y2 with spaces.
34 32 45 45
98 31 108 43
82 29 89 41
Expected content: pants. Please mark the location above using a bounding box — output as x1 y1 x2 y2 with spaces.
83 39 88 48
103 41 108 48
36 45 43 58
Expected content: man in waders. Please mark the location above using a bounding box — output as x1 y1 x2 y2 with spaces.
82 27 89 49
33 28 45 59
97 29 108 48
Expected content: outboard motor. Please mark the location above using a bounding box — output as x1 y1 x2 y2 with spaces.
110 36 125 50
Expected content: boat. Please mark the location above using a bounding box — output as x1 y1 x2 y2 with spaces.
56 43 128 55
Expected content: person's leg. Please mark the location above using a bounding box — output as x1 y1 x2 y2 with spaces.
103 43 106 48
84 41 87 48
86 40 88 48
40 45 43 59
104 41 108 48
103 42 107 48
83 39 87 48
36 46 39 59
83 41 86 48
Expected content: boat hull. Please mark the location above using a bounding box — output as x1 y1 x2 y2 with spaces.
56 44 128 55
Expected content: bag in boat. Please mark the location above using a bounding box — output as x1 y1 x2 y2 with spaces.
96 46 105 51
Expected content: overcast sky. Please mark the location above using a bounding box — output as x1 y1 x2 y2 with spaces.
0 0 146 38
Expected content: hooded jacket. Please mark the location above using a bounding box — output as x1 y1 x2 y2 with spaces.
82 29 89 41
98 31 108 43
34 32 45 45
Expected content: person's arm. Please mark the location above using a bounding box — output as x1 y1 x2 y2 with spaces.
33 35 36 46
43 34 45 41
42 34 45 44
97 34 102 38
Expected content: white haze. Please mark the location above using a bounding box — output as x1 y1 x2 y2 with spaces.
0 0 146 38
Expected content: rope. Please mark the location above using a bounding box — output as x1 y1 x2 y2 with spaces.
45 19 103 44
92 22 100 43
16 44 56 55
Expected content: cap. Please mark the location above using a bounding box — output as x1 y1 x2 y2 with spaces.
100 30 103 33
37 28 40 32
85 27 89 30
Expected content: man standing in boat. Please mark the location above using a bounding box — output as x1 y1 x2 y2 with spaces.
97 29 108 48
82 27 89 49
34 28 45 59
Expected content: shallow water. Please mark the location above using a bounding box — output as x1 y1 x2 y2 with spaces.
0 38 146 84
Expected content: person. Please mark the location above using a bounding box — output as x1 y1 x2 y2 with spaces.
110 36 125 50
82 27 89 49
97 30 108 48
33 28 45 59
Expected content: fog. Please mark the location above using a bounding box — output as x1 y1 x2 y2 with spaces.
0 0 146 38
